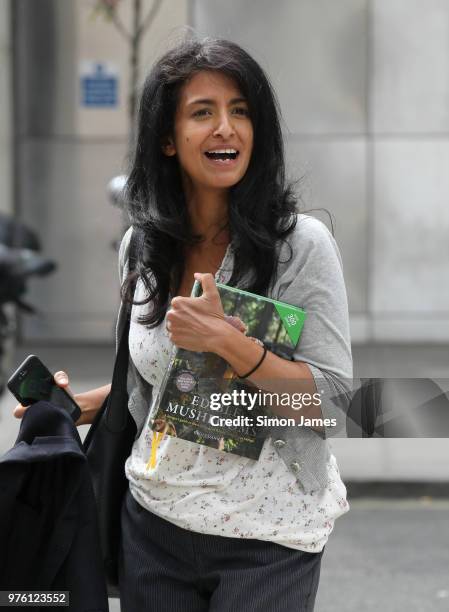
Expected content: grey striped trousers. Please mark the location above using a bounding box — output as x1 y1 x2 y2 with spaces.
118 487 323 611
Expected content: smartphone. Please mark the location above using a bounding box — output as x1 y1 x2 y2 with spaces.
7 354 81 423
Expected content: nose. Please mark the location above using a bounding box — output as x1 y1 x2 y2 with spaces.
212 111 235 139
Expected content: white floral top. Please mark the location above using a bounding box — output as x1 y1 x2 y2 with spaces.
124 259 349 552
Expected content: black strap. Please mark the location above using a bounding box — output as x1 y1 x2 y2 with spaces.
104 227 138 433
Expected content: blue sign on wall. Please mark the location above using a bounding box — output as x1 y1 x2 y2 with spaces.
80 62 118 107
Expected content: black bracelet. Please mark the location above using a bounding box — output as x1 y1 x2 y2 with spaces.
237 345 268 379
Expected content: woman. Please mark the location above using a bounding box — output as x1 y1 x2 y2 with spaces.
15 38 352 611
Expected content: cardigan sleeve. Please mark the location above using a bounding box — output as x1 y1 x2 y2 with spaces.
275 215 353 437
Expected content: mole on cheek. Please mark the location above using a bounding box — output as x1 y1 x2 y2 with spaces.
186 137 189 142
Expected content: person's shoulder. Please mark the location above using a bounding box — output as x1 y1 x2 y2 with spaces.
279 213 339 263
274 214 347 302
288 213 335 248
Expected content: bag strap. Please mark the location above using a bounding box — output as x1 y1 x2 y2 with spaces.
104 228 139 433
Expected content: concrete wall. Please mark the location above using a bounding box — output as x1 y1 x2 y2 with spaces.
14 0 188 341
12 0 449 343
191 0 449 344
0 0 12 215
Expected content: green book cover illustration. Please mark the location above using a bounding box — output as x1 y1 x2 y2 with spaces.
146 282 306 469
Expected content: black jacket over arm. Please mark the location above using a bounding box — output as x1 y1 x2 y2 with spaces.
0 401 108 611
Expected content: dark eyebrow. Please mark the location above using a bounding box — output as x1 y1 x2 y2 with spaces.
188 97 248 106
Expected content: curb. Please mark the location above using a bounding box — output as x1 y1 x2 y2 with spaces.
346 481 449 498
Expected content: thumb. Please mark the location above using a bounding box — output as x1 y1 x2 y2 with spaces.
54 371 75 398
194 272 220 299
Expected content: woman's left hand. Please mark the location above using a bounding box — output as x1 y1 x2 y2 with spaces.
166 273 231 352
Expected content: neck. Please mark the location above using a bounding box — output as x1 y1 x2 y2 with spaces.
184 182 230 248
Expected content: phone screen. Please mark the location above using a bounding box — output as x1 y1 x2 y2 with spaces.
8 355 81 423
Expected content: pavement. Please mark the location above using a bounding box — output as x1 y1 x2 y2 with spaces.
314 498 449 612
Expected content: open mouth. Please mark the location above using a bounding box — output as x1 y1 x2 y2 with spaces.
204 149 239 161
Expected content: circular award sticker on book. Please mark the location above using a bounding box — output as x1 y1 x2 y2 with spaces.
175 370 197 392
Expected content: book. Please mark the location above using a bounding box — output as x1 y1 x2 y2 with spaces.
147 281 306 468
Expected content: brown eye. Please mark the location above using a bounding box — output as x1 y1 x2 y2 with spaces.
192 108 212 118
232 107 250 116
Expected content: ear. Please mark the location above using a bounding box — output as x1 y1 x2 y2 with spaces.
162 136 176 157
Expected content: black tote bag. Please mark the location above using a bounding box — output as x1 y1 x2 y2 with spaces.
82 231 137 596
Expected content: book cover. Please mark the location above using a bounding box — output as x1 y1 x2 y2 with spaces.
147 282 306 468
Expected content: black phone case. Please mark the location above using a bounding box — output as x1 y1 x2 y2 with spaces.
7 354 81 423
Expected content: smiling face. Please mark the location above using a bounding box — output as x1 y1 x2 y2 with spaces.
163 70 254 194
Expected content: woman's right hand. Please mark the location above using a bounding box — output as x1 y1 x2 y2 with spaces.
13 371 74 420
12 372 109 427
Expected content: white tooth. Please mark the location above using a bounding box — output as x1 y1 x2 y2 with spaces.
206 149 237 155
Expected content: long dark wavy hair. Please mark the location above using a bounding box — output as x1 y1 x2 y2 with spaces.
122 37 298 327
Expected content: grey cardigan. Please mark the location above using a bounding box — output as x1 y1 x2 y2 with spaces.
115 214 353 494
